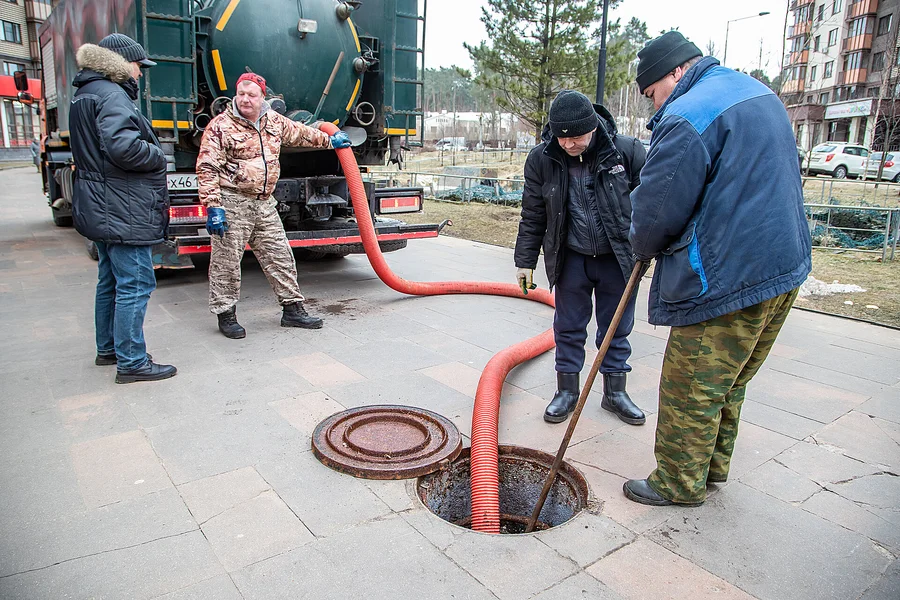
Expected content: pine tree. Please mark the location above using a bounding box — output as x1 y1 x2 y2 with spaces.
466 0 620 140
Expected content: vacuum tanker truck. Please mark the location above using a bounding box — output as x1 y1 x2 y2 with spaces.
32 0 440 267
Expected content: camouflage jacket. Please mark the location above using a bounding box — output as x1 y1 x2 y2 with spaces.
196 100 332 206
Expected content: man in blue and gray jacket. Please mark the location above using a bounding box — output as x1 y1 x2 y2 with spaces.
622 32 812 507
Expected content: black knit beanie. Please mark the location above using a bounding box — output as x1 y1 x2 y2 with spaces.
548 90 600 138
636 31 702 93
98 33 156 68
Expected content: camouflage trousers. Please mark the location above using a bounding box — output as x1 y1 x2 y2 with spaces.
208 191 304 314
647 288 799 504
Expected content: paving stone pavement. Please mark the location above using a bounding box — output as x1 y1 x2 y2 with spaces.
1 166 898 599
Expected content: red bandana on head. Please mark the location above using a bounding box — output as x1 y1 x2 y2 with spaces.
236 72 266 93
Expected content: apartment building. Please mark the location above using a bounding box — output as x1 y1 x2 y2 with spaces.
0 0 49 157
783 0 900 151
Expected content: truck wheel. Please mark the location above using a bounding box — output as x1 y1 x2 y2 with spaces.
292 248 329 261
52 207 73 227
86 239 99 261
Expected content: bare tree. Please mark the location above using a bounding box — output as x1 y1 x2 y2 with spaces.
867 19 900 183
705 39 718 60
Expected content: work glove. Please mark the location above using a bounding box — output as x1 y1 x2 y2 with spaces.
516 267 536 295
206 206 229 238
330 131 352 149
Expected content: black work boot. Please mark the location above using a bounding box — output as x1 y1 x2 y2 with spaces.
544 372 580 423
281 301 323 329
601 373 645 425
217 307 246 339
115 360 177 384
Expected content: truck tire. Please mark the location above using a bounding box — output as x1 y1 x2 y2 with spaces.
86 239 99 261
292 248 330 261
52 207 73 227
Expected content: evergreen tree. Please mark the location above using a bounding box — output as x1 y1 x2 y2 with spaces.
466 0 620 139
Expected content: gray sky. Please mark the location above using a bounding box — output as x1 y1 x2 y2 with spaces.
423 0 790 79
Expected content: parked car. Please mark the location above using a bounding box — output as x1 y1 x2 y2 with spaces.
806 142 870 179
863 152 900 182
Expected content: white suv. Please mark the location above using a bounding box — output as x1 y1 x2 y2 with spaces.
806 142 870 179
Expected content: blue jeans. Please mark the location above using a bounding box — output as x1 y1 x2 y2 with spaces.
95 242 156 371
553 252 637 374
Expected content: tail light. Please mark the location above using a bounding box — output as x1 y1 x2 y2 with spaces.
885 161 894 168
379 195 422 214
169 204 207 224
825 153 835 162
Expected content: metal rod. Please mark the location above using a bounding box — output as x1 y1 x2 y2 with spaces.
310 51 345 123
525 260 647 533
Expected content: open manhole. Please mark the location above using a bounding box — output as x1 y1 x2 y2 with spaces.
417 445 591 534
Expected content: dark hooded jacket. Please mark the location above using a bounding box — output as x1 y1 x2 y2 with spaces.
514 104 646 287
69 44 168 245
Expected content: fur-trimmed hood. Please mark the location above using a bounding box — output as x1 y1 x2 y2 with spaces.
75 44 133 84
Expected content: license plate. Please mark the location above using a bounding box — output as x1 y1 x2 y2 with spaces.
167 173 198 191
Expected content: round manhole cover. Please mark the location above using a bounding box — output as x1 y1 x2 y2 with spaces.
312 405 463 479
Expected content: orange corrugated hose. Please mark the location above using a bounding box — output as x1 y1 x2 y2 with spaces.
321 124 555 533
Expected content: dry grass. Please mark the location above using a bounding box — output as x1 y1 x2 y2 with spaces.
405 199 900 327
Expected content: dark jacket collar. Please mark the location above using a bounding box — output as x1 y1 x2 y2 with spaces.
647 56 720 131
73 69 140 100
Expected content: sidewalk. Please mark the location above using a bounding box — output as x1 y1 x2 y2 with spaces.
0 166 897 600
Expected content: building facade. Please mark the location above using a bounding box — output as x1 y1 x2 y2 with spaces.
0 0 49 157
783 0 900 151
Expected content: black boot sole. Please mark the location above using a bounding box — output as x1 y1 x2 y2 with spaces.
219 328 246 339
543 411 572 424
601 399 646 425
281 320 323 329
622 482 705 507
115 368 177 384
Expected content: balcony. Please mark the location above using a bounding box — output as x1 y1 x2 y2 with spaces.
848 0 878 19
842 34 874 53
837 68 868 85
24 0 52 22
789 21 812 38
782 79 806 94
791 0 815 8
789 50 810 65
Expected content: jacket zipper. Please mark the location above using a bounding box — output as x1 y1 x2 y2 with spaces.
577 156 599 256
256 124 268 198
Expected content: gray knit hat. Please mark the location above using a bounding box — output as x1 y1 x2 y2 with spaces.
98 33 156 68
548 90 600 138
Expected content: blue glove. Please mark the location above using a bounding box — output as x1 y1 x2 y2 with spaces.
330 131 352 149
206 206 229 238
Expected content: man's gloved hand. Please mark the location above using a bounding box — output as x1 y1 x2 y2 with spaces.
206 206 229 238
516 267 536 295
330 131 352 149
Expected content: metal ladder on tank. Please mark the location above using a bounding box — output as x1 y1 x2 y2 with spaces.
390 0 426 149
139 0 198 144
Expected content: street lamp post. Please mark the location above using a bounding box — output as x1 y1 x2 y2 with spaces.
723 11 770 68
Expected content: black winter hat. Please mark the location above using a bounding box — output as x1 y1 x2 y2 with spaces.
98 33 156 68
548 90 600 138
636 31 702 93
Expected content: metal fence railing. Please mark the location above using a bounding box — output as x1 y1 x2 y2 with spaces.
801 176 900 208
805 203 899 260
364 171 526 205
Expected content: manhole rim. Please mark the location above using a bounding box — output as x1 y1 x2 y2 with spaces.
413 444 600 536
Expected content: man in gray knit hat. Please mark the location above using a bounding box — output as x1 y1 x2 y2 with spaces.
514 90 647 426
623 31 810 507
69 33 176 384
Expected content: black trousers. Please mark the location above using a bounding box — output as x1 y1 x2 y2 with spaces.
553 252 636 374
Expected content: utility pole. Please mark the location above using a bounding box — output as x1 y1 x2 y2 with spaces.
595 0 611 103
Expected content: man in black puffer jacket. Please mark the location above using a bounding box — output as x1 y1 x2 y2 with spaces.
515 90 646 425
69 33 176 384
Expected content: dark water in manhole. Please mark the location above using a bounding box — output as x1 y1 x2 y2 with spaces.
417 445 590 534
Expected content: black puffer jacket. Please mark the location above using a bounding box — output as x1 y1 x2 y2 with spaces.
69 44 168 245
515 104 646 287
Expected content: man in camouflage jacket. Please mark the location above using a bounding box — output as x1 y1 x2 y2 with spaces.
197 72 351 338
